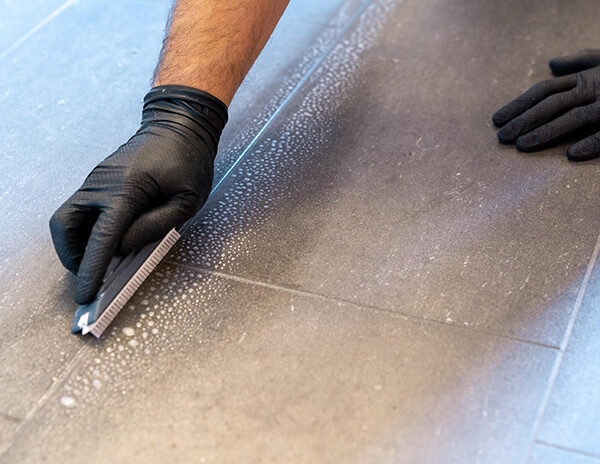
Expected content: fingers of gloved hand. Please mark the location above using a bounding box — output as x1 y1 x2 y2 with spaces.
75 208 136 304
119 192 200 255
492 74 577 127
549 50 600 76
496 88 592 144
515 103 600 152
567 131 600 161
49 194 99 275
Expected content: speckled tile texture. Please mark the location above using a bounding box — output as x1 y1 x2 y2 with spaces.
171 0 600 347
2 266 555 464
0 0 370 442
2 0 600 462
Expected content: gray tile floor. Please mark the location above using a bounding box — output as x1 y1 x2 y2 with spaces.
1 0 600 462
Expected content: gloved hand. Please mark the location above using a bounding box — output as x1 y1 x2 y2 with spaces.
493 49 600 160
50 85 228 304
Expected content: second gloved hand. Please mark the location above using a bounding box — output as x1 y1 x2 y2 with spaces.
493 49 600 160
50 85 228 304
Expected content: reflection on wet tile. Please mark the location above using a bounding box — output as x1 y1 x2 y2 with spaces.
0 0 172 419
172 0 600 346
2 265 554 463
215 0 367 182
530 444 600 464
0 0 359 421
536 248 600 456
0 0 68 53
0 417 20 455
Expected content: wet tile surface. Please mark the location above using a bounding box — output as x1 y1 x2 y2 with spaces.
1 0 600 461
2 266 554 464
0 0 360 418
531 444 600 464
172 0 600 346
0 417 20 455
0 0 68 53
536 250 600 456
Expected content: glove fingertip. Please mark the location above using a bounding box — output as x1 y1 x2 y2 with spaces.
492 110 508 128
75 279 99 305
566 147 594 162
497 126 516 145
548 58 566 76
515 135 535 152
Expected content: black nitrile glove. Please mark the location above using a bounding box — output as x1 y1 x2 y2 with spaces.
50 85 228 304
493 49 600 160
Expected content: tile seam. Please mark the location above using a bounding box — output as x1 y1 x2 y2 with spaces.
196 0 376 212
0 1 374 455
534 439 600 461
0 0 79 60
527 228 600 459
166 259 561 351
0 345 89 459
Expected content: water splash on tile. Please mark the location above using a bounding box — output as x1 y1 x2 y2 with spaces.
177 0 398 272
57 0 398 411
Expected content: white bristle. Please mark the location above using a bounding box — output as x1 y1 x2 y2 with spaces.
87 228 181 338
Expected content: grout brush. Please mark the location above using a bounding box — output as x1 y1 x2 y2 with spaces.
71 227 182 338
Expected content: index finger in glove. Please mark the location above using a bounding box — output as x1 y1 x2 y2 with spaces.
75 206 138 305
492 74 577 128
49 191 99 275
550 49 600 76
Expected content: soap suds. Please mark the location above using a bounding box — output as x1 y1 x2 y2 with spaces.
58 0 398 410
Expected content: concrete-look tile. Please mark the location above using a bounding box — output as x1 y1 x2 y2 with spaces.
0 0 172 419
284 0 355 26
0 416 20 455
531 444 600 464
536 246 600 455
214 0 367 182
1 265 554 464
171 0 600 346
0 0 356 418
0 0 68 52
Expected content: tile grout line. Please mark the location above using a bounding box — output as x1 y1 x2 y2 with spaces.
535 439 600 461
166 260 561 351
0 0 79 60
209 0 370 171
0 345 89 458
199 0 375 206
0 1 371 454
527 228 600 461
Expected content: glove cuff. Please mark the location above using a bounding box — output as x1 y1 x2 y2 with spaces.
142 85 229 154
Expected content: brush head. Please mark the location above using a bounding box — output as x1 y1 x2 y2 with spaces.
72 228 181 338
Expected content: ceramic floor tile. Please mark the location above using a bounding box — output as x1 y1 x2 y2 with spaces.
0 417 20 455
531 444 600 464
171 0 600 346
214 0 367 183
1 265 554 464
0 0 68 53
0 0 354 419
0 0 172 419
536 243 600 456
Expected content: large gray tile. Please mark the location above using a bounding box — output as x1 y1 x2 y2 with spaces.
0 417 20 455
171 0 600 346
214 0 367 182
0 0 172 419
0 0 68 53
531 444 600 464
536 246 600 455
0 0 356 418
1 264 554 463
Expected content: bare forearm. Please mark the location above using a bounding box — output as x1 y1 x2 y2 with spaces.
154 0 290 105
